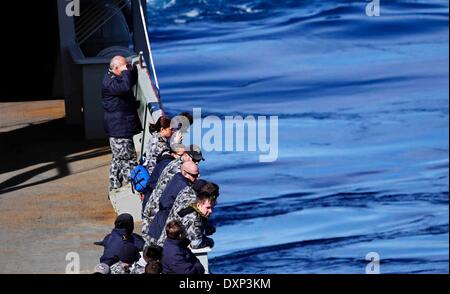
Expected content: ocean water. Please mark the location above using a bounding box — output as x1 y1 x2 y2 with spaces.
146 0 449 273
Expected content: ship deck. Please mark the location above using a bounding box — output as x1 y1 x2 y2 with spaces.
0 100 135 273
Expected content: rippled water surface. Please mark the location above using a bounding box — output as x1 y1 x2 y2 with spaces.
146 0 449 273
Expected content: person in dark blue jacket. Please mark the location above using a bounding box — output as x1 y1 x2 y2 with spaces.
142 144 187 216
97 213 144 266
162 219 204 274
147 161 199 242
102 55 142 192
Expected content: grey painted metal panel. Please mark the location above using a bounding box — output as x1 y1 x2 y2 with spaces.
109 183 142 222
132 55 162 156
57 0 83 125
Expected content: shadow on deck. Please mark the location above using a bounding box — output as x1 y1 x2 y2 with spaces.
0 118 110 195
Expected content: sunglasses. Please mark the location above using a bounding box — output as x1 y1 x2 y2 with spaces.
187 153 201 163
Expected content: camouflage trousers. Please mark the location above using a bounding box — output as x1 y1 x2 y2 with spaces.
109 137 138 191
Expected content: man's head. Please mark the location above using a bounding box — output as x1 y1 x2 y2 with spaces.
200 182 220 199
184 144 205 165
193 180 219 200
166 219 186 240
145 260 162 274
196 192 217 218
181 152 193 163
181 161 199 182
109 56 128 76
159 116 174 138
143 245 162 264
114 213 134 236
192 179 208 194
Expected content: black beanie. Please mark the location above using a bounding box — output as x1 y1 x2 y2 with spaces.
114 213 134 236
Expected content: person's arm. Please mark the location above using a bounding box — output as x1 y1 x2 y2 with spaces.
143 190 158 219
142 192 157 240
183 214 214 249
131 233 145 251
131 64 138 86
108 70 133 96
205 220 216 236
171 248 205 274
94 233 111 246
156 141 171 163
190 236 214 249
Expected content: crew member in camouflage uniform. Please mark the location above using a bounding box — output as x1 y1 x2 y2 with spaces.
171 192 216 250
157 181 219 247
141 145 205 247
144 111 192 174
147 162 199 246
144 116 181 175
102 56 142 191
141 143 186 216
141 155 183 246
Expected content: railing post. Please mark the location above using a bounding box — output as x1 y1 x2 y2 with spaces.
191 247 212 274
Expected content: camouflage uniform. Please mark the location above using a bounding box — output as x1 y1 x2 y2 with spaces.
130 263 145 274
176 203 215 249
145 133 170 175
109 137 138 191
141 158 183 247
110 261 133 274
156 186 196 246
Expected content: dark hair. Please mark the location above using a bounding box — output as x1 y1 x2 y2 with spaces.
145 260 162 274
200 182 220 199
172 112 193 133
166 219 185 240
143 245 162 263
196 191 217 206
192 179 208 194
179 111 194 125
149 116 172 134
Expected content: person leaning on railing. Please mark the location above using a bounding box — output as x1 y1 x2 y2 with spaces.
101 56 142 193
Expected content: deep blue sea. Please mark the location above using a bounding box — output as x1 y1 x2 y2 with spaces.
147 0 449 273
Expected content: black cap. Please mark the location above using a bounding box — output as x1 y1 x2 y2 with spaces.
186 144 205 162
114 213 134 236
